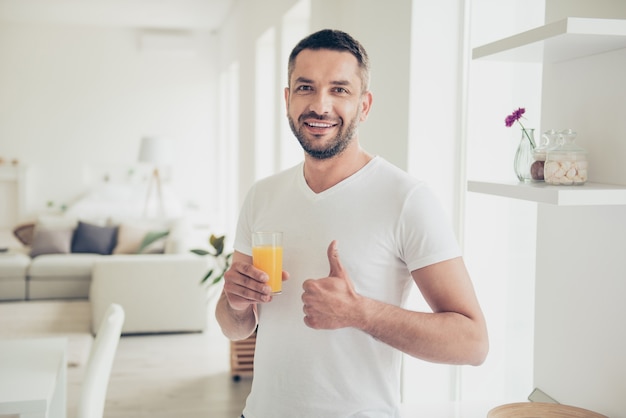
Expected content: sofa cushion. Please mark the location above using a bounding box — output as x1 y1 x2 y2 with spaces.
13 223 35 246
137 230 169 254
71 221 118 255
109 217 188 254
112 223 145 254
0 253 31 277
28 253 103 279
30 227 74 258
28 215 81 257
112 223 168 255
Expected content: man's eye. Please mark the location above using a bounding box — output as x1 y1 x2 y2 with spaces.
296 85 312 91
333 87 348 94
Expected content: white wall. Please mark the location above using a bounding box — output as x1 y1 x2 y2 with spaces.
463 0 545 404
217 0 302 208
0 22 219 228
534 1 626 415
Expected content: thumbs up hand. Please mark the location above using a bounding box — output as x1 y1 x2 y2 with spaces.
302 240 360 330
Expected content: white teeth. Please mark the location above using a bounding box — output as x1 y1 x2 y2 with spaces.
308 122 332 128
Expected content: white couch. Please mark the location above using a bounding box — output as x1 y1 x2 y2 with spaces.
0 213 213 334
0 252 210 334
28 253 103 299
90 255 209 334
0 252 31 300
0 214 194 300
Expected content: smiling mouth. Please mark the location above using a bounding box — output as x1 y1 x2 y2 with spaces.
305 121 337 129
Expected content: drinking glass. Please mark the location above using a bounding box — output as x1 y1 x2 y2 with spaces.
252 231 283 295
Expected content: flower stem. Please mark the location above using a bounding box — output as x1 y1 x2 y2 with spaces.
518 121 536 148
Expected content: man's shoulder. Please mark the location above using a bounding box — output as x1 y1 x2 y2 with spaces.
252 162 302 190
368 157 424 188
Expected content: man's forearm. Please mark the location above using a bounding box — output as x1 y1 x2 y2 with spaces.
215 291 258 341
354 297 488 366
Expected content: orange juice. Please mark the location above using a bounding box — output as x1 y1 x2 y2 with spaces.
253 245 283 294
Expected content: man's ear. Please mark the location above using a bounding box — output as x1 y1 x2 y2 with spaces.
360 91 373 121
284 87 290 114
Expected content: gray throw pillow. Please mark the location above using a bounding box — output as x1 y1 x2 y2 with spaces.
71 221 118 255
30 227 74 257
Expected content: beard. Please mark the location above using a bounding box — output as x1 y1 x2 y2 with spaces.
288 110 359 160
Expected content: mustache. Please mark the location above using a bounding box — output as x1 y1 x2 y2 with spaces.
299 111 340 123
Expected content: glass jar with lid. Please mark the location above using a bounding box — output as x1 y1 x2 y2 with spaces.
530 129 558 181
544 129 588 185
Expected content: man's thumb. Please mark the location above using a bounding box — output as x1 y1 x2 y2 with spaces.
327 240 346 279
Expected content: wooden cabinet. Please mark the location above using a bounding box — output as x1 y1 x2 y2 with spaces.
230 331 256 381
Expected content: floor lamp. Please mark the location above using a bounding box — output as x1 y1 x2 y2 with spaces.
138 137 172 218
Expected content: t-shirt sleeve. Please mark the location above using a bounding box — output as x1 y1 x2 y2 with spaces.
399 184 462 272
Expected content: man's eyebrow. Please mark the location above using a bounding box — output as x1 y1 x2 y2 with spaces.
330 80 351 86
293 77 353 86
294 77 314 84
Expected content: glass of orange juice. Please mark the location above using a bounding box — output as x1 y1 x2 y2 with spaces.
252 231 283 295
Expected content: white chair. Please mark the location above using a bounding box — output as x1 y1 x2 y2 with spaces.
76 303 125 418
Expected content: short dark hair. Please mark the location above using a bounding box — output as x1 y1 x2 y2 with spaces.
287 29 370 92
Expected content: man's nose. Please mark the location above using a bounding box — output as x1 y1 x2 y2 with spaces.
308 91 332 115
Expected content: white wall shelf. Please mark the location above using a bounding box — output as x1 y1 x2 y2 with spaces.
471 16 626 208
468 180 626 206
473 17 626 62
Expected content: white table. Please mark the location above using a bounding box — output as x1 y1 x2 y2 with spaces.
0 337 67 418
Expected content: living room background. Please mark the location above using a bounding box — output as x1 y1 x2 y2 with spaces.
0 0 538 405
2 0 625 414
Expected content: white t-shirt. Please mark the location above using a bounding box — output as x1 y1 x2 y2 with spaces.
235 156 461 418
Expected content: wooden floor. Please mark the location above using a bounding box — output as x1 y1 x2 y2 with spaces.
0 300 251 418
1 300 505 417
89 332 252 418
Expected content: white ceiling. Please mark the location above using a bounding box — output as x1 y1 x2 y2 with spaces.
0 0 236 31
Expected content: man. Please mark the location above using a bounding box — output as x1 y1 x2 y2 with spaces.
216 29 488 418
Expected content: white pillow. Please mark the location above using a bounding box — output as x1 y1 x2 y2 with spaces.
109 217 190 254
113 223 168 254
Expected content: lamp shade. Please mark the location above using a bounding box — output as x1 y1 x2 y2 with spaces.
138 137 173 165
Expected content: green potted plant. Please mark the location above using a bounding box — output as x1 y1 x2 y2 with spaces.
191 234 233 289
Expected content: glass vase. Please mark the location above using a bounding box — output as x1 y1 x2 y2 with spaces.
530 129 558 182
513 128 536 182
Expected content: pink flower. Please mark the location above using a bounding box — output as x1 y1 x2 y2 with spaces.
505 107 526 127
505 107 535 147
